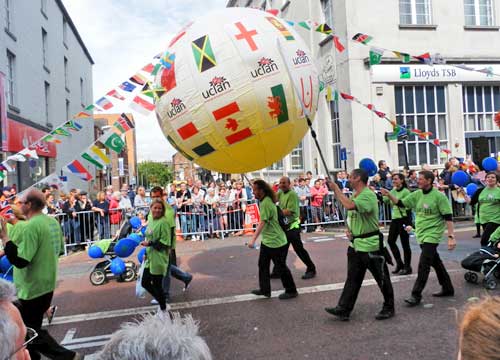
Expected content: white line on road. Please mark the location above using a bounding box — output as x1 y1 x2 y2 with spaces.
48 270 460 327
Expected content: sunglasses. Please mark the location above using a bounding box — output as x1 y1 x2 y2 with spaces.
6 327 38 359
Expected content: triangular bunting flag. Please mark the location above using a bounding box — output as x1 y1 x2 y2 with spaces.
369 47 384 65
141 63 155 74
75 111 91 118
66 160 93 181
96 97 114 110
129 96 155 116
298 21 311 30
333 36 345 53
63 120 83 132
315 23 332 34
19 148 38 159
142 82 166 101
103 132 125 154
393 51 411 63
106 89 126 101
352 33 373 44
41 135 62 144
81 144 110 170
340 92 355 101
52 127 71 137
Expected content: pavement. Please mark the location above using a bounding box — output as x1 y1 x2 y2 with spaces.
41 222 499 359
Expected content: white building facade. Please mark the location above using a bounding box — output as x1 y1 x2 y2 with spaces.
228 0 500 179
0 0 94 191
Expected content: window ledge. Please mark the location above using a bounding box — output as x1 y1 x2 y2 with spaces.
40 9 48 20
399 24 438 30
43 65 50 74
8 104 20 114
319 34 334 47
4 28 17 41
464 25 500 31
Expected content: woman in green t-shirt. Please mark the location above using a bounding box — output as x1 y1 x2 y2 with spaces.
469 172 500 246
382 174 412 275
140 199 171 312
247 180 298 300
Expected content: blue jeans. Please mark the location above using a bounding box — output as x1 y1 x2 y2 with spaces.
161 264 192 299
180 213 193 235
64 219 81 244
96 215 110 239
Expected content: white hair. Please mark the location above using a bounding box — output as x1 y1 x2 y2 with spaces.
0 279 18 360
97 312 212 360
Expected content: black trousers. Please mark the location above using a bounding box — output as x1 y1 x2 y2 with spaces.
17 292 75 360
272 228 316 274
480 222 500 246
337 247 394 314
411 243 453 299
387 218 411 268
142 267 167 310
258 244 297 295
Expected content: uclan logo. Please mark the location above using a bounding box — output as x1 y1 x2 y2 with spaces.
251 57 279 78
167 98 186 119
201 76 231 100
293 49 310 66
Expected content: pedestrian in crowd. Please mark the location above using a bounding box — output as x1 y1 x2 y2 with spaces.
140 199 171 313
108 191 122 234
382 170 456 307
176 182 192 240
377 160 391 188
76 191 94 244
458 296 500 360
382 173 412 275
271 176 317 280
335 171 351 192
134 186 148 208
325 169 395 321
93 191 110 239
1 186 13 206
45 193 59 215
248 179 298 300
218 186 229 237
294 178 311 230
149 187 192 305
0 189 81 359
96 313 212 360
407 170 418 191
469 172 500 246
62 190 81 250
105 185 114 202
0 278 34 360
191 185 206 241
310 179 327 232
126 184 136 208
119 187 133 215
229 181 247 236
205 188 220 238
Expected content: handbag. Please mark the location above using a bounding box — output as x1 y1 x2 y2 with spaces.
135 262 146 298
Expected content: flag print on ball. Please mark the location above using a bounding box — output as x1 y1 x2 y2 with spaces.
154 8 319 173
192 35 217 73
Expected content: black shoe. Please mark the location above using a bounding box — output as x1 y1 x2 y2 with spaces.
392 264 403 274
278 291 298 300
301 271 316 280
270 272 281 279
472 234 481 238
325 307 350 321
375 308 394 320
251 289 271 298
183 276 192 291
404 296 421 307
432 289 454 297
399 267 412 275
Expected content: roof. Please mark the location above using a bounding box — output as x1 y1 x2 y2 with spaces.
55 0 95 65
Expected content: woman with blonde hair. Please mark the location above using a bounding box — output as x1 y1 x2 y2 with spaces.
458 296 500 360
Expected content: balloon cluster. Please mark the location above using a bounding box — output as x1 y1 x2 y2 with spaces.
359 158 377 176
0 256 13 282
87 216 146 275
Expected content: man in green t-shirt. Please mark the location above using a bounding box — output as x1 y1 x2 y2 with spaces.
271 177 316 279
325 169 395 321
382 170 456 306
248 179 298 300
0 189 79 359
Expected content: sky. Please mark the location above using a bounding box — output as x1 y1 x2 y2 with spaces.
62 0 228 162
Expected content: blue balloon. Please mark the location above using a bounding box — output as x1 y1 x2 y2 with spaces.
359 158 377 176
129 233 143 244
114 238 138 258
110 257 126 275
137 247 146 264
129 216 142 230
140 226 147 236
88 246 104 259
451 170 469 187
466 183 478 197
0 256 12 273
1 272 13 282
482 157 497 172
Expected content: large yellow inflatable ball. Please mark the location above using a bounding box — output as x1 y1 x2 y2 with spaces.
154 7 319 173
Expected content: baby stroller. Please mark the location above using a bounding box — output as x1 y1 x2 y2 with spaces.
88 216 139 286
461 241 500 290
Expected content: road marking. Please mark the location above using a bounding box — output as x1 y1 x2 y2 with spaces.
47 270 460 326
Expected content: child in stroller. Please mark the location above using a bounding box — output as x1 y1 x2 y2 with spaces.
461 226 500 290
88 215 139 286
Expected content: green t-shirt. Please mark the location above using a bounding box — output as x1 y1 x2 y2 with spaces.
259 196 287 248
278 190 300 230
401 188 452 244
9 221 27 245
348 187 380 252
145 217 171 276
14 214 62 300
147 201 176 247
383 187 411 220
489 225 500 242
478 186 500 225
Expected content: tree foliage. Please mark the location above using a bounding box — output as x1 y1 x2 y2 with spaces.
137 161 173 188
